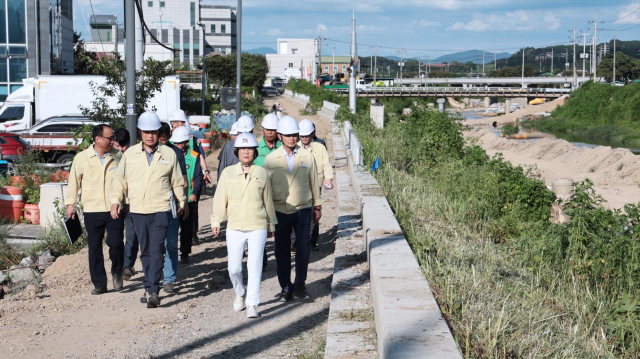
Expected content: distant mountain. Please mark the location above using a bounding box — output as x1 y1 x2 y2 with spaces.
245 47 276 55
434 50 510 64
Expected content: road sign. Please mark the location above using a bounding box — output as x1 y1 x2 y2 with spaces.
580 53 590 59
398 62 405 67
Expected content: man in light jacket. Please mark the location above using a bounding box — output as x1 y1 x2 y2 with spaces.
65 124 124 295
263 116 322 301
110 111 186 308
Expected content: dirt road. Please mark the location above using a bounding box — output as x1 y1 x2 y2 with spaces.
0 96 338 358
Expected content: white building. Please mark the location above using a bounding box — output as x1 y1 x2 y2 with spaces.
266 38 318 82
84 4 237 68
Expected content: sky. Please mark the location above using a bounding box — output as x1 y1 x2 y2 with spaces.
73 0 640 60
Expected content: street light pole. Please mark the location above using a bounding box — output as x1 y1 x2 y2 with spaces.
235 0 242 118
197 22 206 116
332 47 335 77
125 0 136 143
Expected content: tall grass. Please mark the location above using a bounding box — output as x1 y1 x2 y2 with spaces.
345 106 640 358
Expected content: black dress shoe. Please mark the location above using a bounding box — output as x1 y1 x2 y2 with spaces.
163 282 176 293
113 273 123 290
181 254 189 264
147 293 161 308
280 287 293 301
122 267 135 280
293 284 309 299
91 287 108 295
310 243 319 251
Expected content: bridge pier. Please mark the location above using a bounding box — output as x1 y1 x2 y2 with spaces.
484 97 491 108
505 99 511 114
370 99 384 129
437 98 446 112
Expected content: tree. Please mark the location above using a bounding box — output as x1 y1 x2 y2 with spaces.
73 31 98 75
78 54 172 130
597 52 640 83
487 65 534 77
201 52 269 89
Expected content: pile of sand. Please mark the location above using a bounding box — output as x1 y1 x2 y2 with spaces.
466 129 640 209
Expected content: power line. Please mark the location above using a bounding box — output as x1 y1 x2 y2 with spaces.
605 6 640 23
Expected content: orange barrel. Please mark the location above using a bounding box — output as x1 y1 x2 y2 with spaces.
200 139 211 152
0 186 24 222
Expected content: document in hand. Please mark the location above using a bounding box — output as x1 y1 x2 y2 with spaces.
65 216 83 245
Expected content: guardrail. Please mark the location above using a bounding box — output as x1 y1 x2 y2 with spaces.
342 121 362 169
323 100 341 112
332 86 571 94
284 90 311 102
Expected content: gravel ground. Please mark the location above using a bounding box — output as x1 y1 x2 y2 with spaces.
0 96 339 358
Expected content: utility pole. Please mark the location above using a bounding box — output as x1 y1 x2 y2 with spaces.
494 52 497 71
372 45 378 87
197 22 206 115
125 0 136 142
589 15 603 81
235 0 242 117
482 51 485 76
397 48 405 80
613 35 616 84
521 48 525 88
348 10 357 114
318 28 322 79
551 48 554 74
570 24 577 87
579 32 588 79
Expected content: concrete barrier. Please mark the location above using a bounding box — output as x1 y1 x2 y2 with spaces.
338 119 462 359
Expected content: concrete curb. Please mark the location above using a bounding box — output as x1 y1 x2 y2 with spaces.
340 122 462 358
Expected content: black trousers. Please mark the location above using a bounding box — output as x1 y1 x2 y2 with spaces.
84 212 125 289
274 208 312 290
180 202 199 256
123 212 138 268
131 211 170 295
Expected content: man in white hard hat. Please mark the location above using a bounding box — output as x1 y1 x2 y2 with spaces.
298 119 333 251
65 124 124 295
255 113 281 167
110 111 186 308
169 109 212 185
263 115 322 301
217 115 254 180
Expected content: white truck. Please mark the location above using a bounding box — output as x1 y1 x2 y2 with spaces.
0 75 180 163
0 75 180 132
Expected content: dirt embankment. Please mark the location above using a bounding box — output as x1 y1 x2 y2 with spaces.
466 129 640 209
462 96 568 127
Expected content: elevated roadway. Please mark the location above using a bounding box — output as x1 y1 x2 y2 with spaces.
331 86 571 98
394 76 585 87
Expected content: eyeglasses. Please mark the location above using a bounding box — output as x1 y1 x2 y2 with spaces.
100 135 115 142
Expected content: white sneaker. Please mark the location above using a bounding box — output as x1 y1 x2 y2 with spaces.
233 295 245 312
246 305 258 318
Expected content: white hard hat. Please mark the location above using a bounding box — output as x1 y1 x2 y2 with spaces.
168 109 187 123
170 126 191 143
261 113 279 130
275 102 280 106
277 116 299 135
298 119 315 136
234 132 259 148
236 115 255 132
137 111 162 131
229 122 239 135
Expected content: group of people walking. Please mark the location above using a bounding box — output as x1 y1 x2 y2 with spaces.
64 104 333 319
65 109 210 308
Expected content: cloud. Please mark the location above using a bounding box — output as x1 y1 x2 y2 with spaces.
447 10 562 32
317 23 328 32
357 24 387 34
355 3 382 13
413 19 442 28
411 0 509 10
267 28 285 36
615 2 640 24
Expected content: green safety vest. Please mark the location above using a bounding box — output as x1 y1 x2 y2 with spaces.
184 149 199 201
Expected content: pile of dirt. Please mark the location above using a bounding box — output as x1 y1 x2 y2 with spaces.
466 129 640 209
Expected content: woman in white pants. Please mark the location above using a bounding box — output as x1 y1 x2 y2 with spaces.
212 132 277 318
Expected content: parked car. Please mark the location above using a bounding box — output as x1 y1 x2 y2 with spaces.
319 75 333 85
0 132 30 175
17 116 100 164
261 86 283 96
